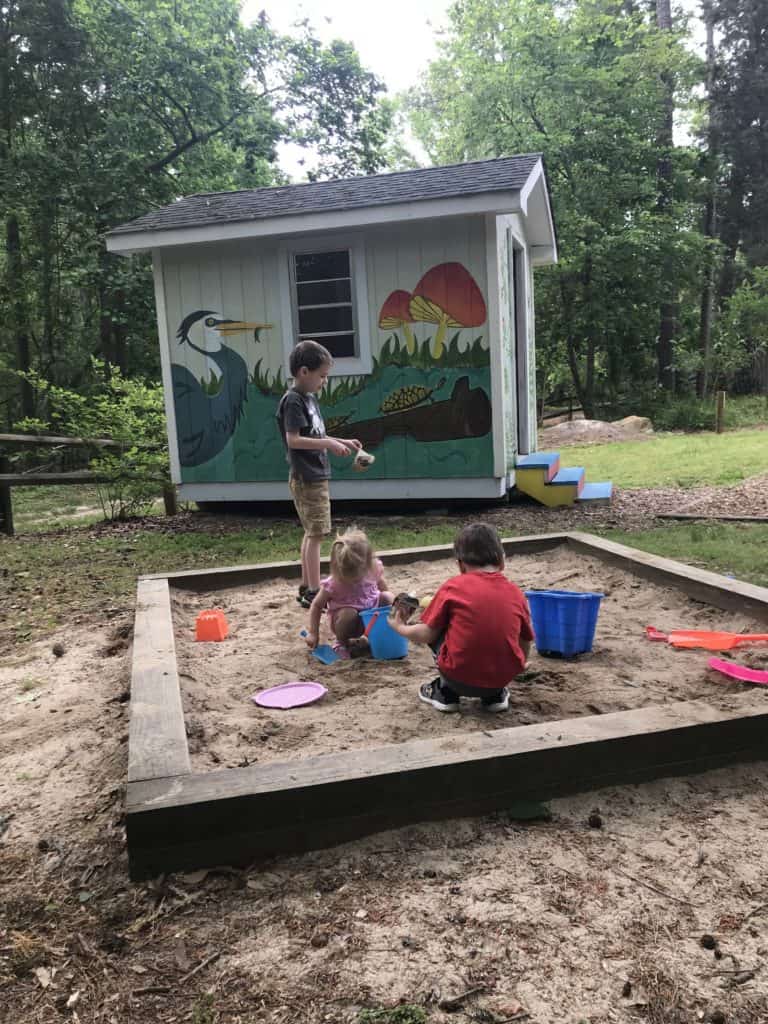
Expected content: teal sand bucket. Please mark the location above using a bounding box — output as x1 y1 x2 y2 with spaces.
358 606 409 660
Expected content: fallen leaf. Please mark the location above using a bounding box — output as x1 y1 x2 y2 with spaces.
34 967 51 989
180 869 208 885
66 991 80 1009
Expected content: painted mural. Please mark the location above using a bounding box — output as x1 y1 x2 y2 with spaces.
169 259 493 484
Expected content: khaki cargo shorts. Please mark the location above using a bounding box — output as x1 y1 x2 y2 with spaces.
289 475 331 537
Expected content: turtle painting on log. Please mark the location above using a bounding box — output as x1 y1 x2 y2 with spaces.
335 376 490 448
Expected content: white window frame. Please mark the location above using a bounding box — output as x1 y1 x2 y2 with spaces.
279 235 372 377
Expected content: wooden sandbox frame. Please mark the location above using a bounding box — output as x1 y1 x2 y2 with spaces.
126 531 768 880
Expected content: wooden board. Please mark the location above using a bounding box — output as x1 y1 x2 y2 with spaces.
566 531 768 625
126 532 768 880
126 692 768 879
141 533 565 591
128 578 190 783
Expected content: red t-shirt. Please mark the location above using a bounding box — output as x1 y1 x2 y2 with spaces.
420 571 533 688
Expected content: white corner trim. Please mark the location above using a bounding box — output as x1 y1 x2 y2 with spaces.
485 214 506 480
152 253 181 483
105 192 523 255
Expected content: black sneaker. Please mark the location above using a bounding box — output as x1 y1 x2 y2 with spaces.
296 584 308 605
480 687 509 713
299 588 319 609
418 679 460 713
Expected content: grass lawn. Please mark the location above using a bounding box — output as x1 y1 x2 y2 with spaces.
607 522 768 588
564 427 768 488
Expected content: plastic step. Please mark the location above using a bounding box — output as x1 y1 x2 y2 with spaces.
577 481 613 505
550 466 585 495
515 451 560 482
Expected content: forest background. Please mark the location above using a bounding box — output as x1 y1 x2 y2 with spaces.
1 0 767 451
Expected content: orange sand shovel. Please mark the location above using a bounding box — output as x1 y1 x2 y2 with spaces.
667 629 768 651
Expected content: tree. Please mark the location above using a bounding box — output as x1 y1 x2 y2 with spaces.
0 0 392 426
408 0 703 417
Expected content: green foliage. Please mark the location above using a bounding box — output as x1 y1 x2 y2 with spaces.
407 0 748 412
0 0 391 427
15 362 168 521
713 268 768 382
357 1008 428 1024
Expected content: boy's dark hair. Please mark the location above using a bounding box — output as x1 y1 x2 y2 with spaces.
454 522 505 568
289 340 333 376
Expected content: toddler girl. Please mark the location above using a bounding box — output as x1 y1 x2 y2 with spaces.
305 528 394 655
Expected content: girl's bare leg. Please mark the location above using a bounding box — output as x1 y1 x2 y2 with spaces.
333 607 364 644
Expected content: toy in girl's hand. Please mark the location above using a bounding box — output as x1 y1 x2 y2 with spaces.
353 449 375 472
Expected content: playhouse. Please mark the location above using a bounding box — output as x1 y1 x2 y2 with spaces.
106 155 610 506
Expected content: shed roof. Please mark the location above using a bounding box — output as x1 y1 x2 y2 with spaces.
107 154 542 238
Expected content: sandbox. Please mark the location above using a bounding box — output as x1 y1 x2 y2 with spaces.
126 532 768 880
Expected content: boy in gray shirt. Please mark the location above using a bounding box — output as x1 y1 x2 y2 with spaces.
276 340 360 607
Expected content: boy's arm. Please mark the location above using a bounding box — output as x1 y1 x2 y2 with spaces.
305 588 330 648
286 430 353 457
520 637 531 665
331 436 362 451
389 606 438 646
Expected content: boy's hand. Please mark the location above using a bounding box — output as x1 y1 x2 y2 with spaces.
326 438 354 457
305 630 319 649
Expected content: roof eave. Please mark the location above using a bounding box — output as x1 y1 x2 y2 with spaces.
105 190 524 255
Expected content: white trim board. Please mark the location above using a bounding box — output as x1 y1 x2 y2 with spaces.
179 476 508 502
152 253 182 483
106 193 524 255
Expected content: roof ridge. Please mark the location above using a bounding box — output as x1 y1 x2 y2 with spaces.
187 154 543 201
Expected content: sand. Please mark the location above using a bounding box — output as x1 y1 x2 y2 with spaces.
172 547 768 771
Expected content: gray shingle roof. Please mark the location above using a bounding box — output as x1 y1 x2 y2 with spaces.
107 154 542 237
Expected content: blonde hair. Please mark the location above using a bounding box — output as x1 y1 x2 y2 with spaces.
330 527 374 585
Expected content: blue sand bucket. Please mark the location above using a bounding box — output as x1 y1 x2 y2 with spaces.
524 590 604 657
358 607 409 660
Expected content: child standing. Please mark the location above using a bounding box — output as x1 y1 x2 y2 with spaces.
305 528 394 654
276 340 361 608
390 522 532 712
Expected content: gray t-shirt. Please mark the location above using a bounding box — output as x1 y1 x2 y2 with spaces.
276 388 330 481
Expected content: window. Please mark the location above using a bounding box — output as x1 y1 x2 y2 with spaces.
293 249 356 359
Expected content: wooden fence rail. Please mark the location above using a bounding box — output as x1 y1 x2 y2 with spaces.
0 433 173 537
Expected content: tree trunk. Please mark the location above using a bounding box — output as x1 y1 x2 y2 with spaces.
6 214 35 419
697 0 717 399
656 0 676 391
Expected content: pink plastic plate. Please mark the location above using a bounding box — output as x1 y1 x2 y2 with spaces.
708 657 768 686
252 681 327 709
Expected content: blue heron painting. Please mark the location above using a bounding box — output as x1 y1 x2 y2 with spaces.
172 310 272 467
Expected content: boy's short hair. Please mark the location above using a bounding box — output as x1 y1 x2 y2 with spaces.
290 340 333 377
454 522 505 568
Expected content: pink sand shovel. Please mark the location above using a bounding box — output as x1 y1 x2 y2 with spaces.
707 657 768 686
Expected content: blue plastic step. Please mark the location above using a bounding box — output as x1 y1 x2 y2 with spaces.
516 452 560 471
577 481 613 505
550 466 585 487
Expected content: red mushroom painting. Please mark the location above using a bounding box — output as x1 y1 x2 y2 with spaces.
378 289 416 355
409 262 487 359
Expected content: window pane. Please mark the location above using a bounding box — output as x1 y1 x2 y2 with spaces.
298 304 353 335
297 279 352 305
300 333 355 358
295 250 350 282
